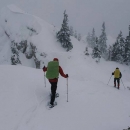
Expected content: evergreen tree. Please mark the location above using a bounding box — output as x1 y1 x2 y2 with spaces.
78 33 81 41
84 47 89 55
86 29 96 48
111 31 125 64
90 28 96 48
124 37 130 65
111 39 120 62
11 42 21 65
69 26 74 36
86 32 91 46
117 31 125 63
107 45 112 61
91 37 101 62
57 10 73 51
98 22 107 57
74 30 77 39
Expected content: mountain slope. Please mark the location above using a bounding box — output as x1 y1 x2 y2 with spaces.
0 5 87 68
0 57 130 130
0 5 130 130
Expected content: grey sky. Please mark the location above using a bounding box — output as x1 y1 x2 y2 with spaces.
0 0 130 38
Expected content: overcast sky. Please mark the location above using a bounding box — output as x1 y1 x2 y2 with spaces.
0 0 130 38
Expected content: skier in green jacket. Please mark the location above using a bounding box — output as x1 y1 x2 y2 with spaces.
43 58 68 108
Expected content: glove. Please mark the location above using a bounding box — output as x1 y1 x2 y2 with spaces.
43 66 46 69
66 74 69 78
112 72 114 75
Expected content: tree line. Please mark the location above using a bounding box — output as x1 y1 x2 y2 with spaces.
57 10 130 65
87 24 130 65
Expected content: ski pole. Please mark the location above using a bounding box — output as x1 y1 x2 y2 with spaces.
107 75 112 85
44 71 46 87
121 79 126 89
67 78 68 102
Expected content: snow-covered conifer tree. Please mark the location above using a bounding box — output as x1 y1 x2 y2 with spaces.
69 26 74 36
91 37 101 62
107 45 112 61
111 31 125 63
84 47 89 55
78 33 81 41
98 22 107 58
11 42 21 65
57 10 73 51
124 38 130 65
90 28 96 48
117 31 125 63
74 30 77 39
86 32 91 46
111 40 120 62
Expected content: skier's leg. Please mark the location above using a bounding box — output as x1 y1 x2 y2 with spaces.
117 78 120 89
50 82 57 105
114 78 116 87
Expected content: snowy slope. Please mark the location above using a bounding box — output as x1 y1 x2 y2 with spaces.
0 5 130 130
0 5 81 67
0 58 130 130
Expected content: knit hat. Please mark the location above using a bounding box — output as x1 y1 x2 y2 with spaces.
53 58 59 61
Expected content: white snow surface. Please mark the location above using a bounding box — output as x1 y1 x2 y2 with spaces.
0 5 130 130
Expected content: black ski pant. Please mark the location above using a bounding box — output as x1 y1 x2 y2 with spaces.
114 78 120 87
49 82 57 105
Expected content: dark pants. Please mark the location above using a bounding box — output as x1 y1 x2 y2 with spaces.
114 78 120 88
49 82 57 105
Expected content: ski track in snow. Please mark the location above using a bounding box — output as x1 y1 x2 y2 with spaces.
15 89 50 130
15 105 37 130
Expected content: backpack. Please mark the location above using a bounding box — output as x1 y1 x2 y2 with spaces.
114 69 120 78
46 61 59 79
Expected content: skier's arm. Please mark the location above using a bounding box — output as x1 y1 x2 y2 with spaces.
120 72 122 78
112 71 115 75
59 66 68 78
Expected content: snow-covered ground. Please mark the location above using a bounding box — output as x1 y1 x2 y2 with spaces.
0 5 130 130
0 58 130 130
